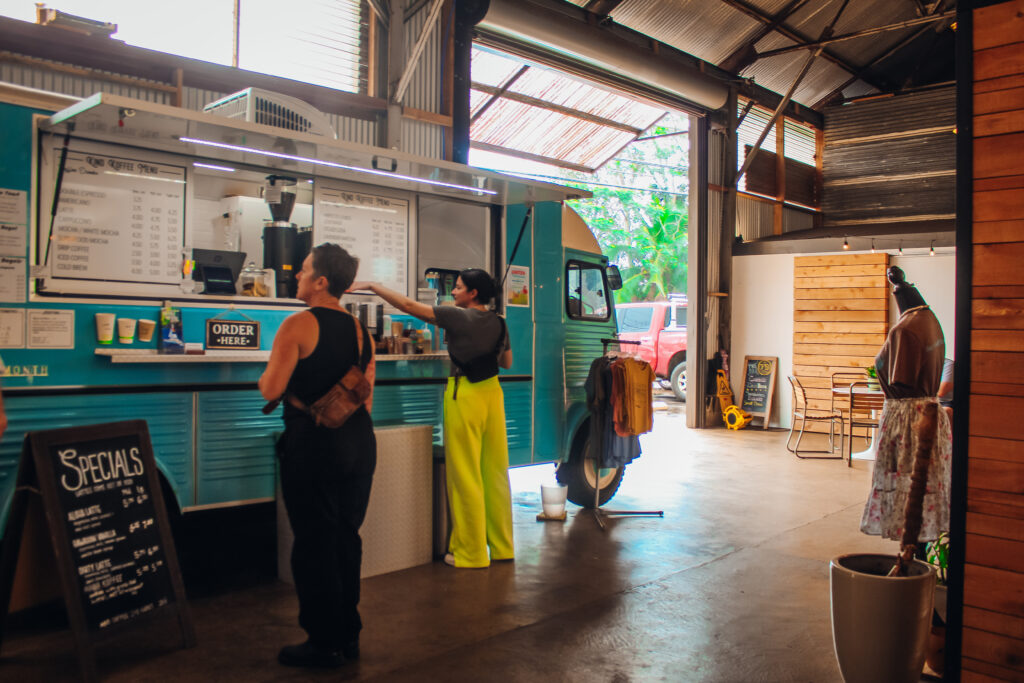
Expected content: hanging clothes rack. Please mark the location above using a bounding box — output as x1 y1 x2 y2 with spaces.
589 339 664 531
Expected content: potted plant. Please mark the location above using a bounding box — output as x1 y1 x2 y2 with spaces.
924 533 949 675
865 365 880 390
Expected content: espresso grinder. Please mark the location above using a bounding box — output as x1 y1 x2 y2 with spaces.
262 175 298 298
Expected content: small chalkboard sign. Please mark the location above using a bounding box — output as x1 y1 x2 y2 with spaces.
0 420 194 682
740 356 778 429
205 318 260 350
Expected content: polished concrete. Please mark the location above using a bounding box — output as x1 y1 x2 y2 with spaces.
2 403 912 681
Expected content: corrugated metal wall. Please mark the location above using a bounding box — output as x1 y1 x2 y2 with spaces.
823 86 955 227
399 0 445 158
2 54 383 148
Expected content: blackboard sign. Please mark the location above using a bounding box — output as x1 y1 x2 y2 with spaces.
205 318 260 350
0 420 194 682
740 356 778 429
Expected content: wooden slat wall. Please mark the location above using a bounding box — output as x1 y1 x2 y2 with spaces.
793 253 889 433
965 2 1024 679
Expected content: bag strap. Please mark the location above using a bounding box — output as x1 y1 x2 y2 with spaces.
265 311 371 415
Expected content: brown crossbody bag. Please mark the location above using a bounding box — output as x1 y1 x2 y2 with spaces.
262 317 372 428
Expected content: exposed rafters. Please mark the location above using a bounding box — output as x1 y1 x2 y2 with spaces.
719 0 812 74
471 65 530 124
470 81 644 134
755 10 955 60
583 0 626 18
469 141 594 173
717 0 887 92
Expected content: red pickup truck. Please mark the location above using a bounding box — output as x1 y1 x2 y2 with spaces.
615 298 687 401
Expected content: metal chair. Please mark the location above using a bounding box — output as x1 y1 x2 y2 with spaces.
786 375 845 459
831 371 868 421
845 381 885 466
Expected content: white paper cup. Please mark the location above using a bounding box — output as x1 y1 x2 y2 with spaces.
95 313 115 344
117 318 137 343
541 484 568 517
137 319 156 342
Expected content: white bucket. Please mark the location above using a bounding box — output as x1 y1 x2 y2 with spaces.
540 484 568 517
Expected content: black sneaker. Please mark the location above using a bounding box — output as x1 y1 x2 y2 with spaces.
278 641 343 668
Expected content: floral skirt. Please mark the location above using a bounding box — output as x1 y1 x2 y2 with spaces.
860 397 951 541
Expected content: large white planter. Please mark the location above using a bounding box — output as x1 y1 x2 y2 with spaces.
830 553 936 683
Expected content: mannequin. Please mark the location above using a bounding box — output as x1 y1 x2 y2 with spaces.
861 265 951 541
873 266 944 399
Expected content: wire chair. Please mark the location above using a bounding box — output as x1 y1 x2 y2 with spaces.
786 375 845 460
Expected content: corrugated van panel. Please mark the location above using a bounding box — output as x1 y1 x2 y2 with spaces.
0 393 194 515
502 381 533 466
195 391 278 507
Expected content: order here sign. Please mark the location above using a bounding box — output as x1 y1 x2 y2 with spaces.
205 319 260 350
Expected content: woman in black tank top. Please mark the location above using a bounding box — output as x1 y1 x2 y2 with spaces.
259 244 376 668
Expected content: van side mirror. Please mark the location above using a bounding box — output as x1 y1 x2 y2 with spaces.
606 265 623 291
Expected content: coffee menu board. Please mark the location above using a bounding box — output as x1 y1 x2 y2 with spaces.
0 421 193 682
50 149 185 285
740 356 778 429
314 185 409 294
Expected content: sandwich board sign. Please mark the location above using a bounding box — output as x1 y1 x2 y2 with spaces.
0 420 194 682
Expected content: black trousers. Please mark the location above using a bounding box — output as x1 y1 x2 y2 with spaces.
279 408 376 648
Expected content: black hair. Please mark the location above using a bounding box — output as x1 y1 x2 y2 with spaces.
311 243 359 297
459 268 499 305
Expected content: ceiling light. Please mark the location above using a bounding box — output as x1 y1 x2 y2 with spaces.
842 238 849 250
178 137 497 196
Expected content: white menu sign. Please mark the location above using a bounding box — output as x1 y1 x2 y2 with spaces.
314 186 409 294
51 151 185 285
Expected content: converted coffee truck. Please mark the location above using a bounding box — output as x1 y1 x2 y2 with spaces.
0 89 628 541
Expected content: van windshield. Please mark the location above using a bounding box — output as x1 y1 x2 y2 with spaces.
617 306 653 333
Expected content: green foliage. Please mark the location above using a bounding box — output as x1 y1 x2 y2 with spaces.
561 113 690 304
926 532 949 585
865 365 877 379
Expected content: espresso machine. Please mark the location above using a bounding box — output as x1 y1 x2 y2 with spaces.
262 175 298 297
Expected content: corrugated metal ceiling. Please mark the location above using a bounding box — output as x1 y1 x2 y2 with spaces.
579 0 954 108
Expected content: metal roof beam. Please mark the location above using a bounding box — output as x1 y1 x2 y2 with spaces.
717 0 886 92
756 10 955 60
470 81 644 134
719 0 812 73
470 65 529 124
583 0 626 18
470 141 595 173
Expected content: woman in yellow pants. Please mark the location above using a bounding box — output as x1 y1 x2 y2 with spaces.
352 269 514 568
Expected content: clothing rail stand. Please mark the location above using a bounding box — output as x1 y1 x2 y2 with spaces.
591 339 664 531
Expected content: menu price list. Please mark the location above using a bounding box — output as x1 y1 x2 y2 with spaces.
316 188 408 294
53 434 174 631
52 151 185 285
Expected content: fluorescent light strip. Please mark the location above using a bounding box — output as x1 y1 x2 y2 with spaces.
104 171 185 184
193 162 236 172
179 137 497 196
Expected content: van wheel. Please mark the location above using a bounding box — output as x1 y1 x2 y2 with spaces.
556 429 624 508
670 362 687 402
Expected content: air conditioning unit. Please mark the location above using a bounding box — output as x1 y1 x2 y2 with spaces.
203 88 337 139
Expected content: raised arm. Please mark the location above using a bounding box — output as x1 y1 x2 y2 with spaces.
350 282 436 323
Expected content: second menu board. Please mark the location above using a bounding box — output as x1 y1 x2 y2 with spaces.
314 185 409 294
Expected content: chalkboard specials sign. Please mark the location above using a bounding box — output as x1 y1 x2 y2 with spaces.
740 356 778 429
0 420 194 682
205 318 260 350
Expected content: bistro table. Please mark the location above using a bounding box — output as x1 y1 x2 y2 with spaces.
831 384 885 462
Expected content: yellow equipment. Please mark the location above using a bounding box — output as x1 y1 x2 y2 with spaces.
716 369 753 430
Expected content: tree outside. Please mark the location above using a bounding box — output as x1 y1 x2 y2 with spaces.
473 113 690 305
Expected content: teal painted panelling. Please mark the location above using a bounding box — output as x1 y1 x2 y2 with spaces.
0 392 194 534
504 204 534 378
502 381 533 466
196 391 279 506
371 384 444 444
532 202 566 464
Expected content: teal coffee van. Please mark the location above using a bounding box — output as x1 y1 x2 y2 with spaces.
0 90 627 546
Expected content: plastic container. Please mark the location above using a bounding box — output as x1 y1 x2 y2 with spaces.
541 484 568 517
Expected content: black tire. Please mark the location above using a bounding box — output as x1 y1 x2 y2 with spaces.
556 426 625 508
670 362 687 402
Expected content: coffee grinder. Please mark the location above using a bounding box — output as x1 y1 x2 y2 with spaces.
262 175 298 298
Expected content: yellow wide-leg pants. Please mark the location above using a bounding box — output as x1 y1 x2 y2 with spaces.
443 375 514 568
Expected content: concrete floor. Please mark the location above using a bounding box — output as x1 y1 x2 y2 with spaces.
2 403 907 682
